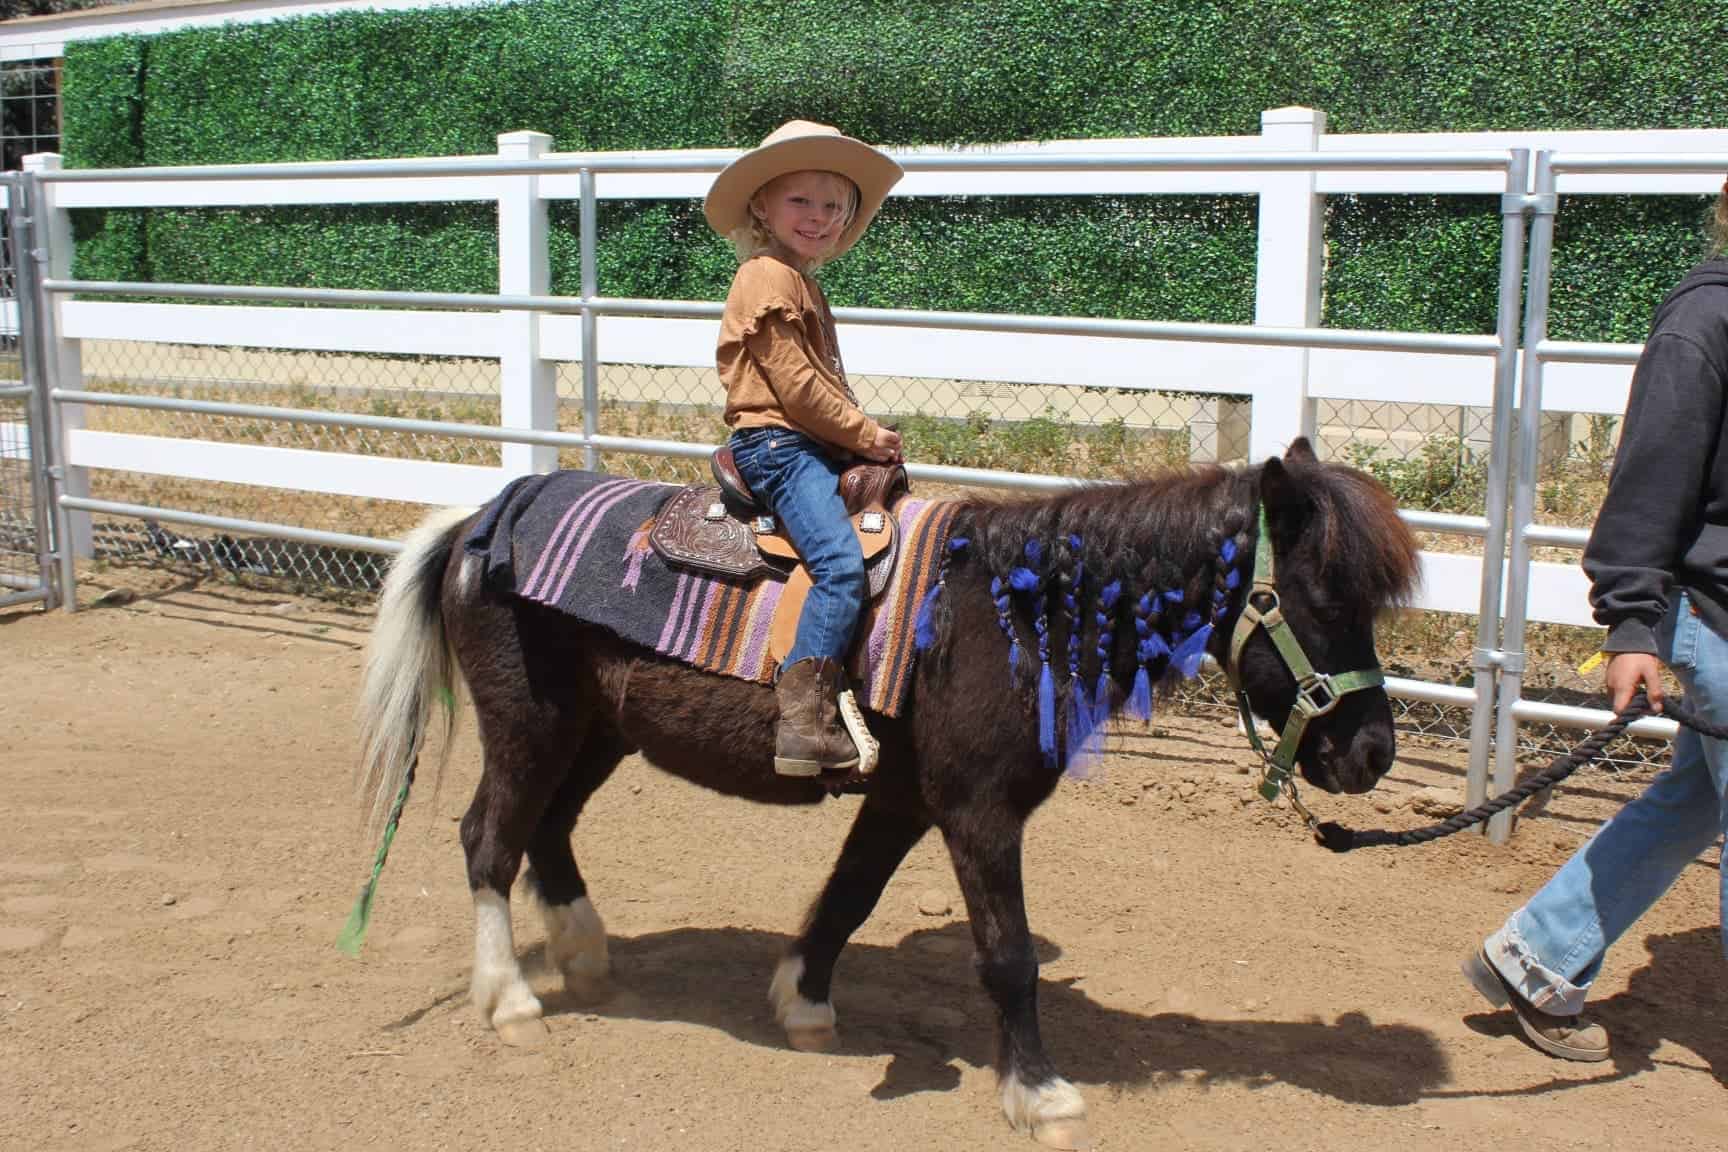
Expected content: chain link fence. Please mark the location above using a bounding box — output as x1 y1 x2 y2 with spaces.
574 360 1241 486
81 338 500 591
0 381 35 592
67 335 1596 758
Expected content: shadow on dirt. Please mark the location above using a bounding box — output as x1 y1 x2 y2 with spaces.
461 920 1457 1107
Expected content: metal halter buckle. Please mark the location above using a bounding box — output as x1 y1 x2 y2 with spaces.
704 502 727 522
1293 673 1339 719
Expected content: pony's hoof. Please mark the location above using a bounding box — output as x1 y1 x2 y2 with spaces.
1033 1118 1093 1150
769 954 837 1052
785 1022 837 1052
495 1017 550 1048
1004 1075 1088 1149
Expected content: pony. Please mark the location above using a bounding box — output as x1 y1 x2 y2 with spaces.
354 438 1420 1149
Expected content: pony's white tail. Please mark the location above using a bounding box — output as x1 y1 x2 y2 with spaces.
356 505 475 846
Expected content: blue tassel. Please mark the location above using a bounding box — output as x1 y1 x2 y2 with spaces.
1038 659 1057 764
1173 622 1214 678
1009 566 1040 594
1220 537 1237 566
1089 672 1112 741
1065 680 1094 778
1141 632 1171 664
991 576 1019 675
1024 538 1043 567
913 581 941 651
1100 579 1122 611
949 536 969 553
1128 665 1153 723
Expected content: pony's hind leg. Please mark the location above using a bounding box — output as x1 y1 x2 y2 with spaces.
773 794 930 1051
526 729 625 1001
943 814 1089 1150
460 706 590 1046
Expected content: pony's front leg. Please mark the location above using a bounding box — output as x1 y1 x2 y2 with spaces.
773 794 930 1051
944 817 1089 1150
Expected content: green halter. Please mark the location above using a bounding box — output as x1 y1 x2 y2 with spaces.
1227 502 1386 831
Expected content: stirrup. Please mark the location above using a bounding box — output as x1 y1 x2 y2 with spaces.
836 688 880 777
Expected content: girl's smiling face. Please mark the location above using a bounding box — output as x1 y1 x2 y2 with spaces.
750 170 858 268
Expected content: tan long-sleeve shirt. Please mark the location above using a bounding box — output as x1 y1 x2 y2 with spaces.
717 254 882 457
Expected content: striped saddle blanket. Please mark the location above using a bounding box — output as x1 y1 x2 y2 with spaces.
461 470 959 717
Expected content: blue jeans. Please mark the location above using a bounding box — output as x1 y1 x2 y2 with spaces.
727 427 865 667
1486 591 1728 1014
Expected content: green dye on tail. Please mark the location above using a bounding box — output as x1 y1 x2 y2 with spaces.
337 764 415 957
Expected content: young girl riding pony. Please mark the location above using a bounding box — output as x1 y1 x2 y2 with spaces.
704 121 904 777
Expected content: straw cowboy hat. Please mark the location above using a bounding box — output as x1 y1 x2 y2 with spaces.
704 120 903 260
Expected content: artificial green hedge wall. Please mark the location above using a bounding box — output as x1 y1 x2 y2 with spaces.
58 0 1728 342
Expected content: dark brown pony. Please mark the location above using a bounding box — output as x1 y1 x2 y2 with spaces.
355 438 1419 1148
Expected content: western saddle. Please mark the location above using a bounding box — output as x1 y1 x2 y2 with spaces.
647 446 910 664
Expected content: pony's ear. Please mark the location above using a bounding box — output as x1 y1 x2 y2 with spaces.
1261 456 1314 540
1284 436 1318 464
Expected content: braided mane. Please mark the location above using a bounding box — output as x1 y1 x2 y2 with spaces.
927 456 1419 772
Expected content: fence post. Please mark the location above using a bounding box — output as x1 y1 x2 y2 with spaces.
23 154 91 573
6 175 58 608
1249 106 1325 461
1463 149 1533 838
496 131 558 476
1487 150 1557 844
578 168 600 471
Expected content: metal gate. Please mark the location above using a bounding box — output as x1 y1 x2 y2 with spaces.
0 172 55 611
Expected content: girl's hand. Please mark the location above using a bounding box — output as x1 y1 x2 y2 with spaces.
864 425 902 463
1605 651 1664 713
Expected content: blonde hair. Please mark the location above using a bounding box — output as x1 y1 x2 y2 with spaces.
730 170 860 272
1713 179 1728 258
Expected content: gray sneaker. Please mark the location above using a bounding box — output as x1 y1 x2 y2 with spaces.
1462 946 1609 1062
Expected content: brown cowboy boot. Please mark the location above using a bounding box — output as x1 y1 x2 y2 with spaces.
773 657 861 777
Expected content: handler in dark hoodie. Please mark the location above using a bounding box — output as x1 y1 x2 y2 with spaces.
1462 179 1728 1062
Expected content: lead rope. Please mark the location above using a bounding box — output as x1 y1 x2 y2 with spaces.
1312 692 1728 852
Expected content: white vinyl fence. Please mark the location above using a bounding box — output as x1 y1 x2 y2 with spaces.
11 109 1728 841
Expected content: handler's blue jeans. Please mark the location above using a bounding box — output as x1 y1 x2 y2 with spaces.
1486 591 1728 1014
728 427 865 667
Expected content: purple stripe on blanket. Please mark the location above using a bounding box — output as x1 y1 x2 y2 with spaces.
862 499 928 682
544 480 648 605
736 579 784 674
657 574 692 650
521 477 631 599
669 571 707 656
679 581 725 660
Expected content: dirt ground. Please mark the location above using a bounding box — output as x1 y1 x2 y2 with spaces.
3 567 1724 1152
